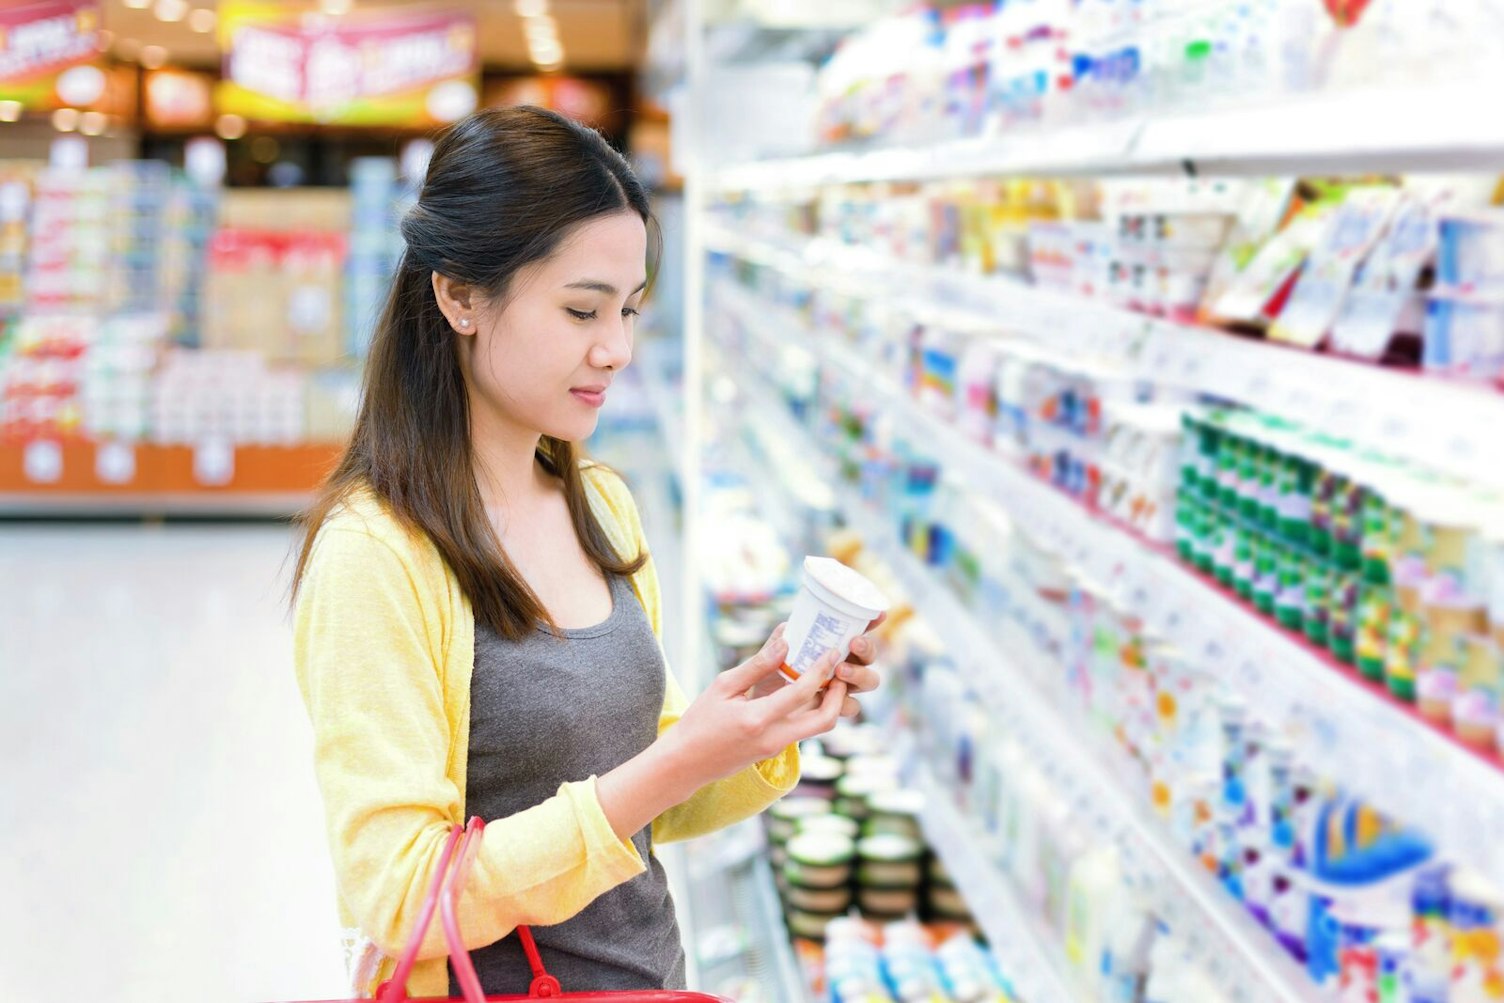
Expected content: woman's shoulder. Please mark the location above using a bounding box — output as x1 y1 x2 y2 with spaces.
310 485 442 573
578 460 641 530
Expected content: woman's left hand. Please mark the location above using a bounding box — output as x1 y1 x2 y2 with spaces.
748 613 885 718
832 612 885 717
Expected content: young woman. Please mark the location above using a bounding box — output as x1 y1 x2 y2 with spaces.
289 106 883 998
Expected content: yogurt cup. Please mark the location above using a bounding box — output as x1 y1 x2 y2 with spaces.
780 556 891 685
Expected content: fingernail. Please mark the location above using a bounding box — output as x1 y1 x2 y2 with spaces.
838 664 855 681
853 638 867 656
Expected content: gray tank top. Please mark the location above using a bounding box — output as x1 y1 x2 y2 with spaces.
451 573 686 995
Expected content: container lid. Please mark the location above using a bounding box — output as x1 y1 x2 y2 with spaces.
787 831 857 866
823 725 887 759
867 790 925 819
837 772 899 798
769 797 833 822
803 556 891 615
800 756 845 784
797 814 861 839
857 834 924 863
843 755 901 779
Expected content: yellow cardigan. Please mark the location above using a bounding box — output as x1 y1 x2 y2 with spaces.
293 463 799 997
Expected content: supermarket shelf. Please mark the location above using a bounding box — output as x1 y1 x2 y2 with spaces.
679 820 809 1003
636 345 687 488
746 849 810 1003
0 441 342 517
728 365 1324 1003
0 491 312 518
729 361 1323 1001
706 226 1504 491
710 84 1504 189
906 757 1083 1003
723 297 1504 886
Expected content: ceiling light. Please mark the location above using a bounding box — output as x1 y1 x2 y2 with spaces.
140 45 169 69
79 111 107 136
320 0 353 14
56 65 107 105
215 114 247 140
154 0 188 23
0 101 23 123
188 8 216 33
515 0 549 16
124 0 150 8
524 19 558 41
531 42 563 60
52 108 80 132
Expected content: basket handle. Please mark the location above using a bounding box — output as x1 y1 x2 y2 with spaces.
440 817 563 999
375 824 464 1003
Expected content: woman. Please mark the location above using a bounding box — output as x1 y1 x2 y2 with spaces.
289 106 882 998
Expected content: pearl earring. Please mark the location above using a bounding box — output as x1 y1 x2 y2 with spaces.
459 318 470 328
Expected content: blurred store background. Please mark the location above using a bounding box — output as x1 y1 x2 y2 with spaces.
8 2 1504 1002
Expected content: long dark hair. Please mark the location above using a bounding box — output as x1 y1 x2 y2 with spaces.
291 106 652 639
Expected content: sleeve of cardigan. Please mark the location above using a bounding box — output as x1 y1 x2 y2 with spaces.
595 478 801 845
293 526 646 961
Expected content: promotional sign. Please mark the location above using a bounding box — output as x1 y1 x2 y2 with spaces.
145 68 215 130
484 75 622 133
0 1 101 108
217 2 478 126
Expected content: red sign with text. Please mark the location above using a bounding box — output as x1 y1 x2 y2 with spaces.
0 1 99 85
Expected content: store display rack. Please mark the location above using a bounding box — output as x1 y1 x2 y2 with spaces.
0 441 340 517
705 226 1504 492
725 353 1324 1003
904 751 1083 1003
710 84 1504 189
718 283 1504 891
634 338 688 489
724 356 1329 1003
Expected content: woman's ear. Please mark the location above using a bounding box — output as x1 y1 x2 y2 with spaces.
431 272 477 335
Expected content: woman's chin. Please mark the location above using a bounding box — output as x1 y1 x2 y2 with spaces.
545 415 600 443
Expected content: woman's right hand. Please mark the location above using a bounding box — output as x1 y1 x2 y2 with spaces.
661 630 848 789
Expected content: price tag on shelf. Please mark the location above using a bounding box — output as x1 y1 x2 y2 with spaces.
1240 364 1276 408
1281 381 1319 425
193 438 235 487
1376 407 1412 448
1136 324 1176 378
94 441 135 485
23 440 62 484
1177 343 1210 386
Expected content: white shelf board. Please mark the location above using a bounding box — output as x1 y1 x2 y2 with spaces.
905 756 1085 1003
634 348 687 489
718 301 1504 892
0 491 312 518
711 84 1504 189
733 358 1323 1001
835 486 1324 1003
705 226 1504 492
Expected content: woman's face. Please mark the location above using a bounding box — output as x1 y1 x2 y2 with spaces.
461 210 647 443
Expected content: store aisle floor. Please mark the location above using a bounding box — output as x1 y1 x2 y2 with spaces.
1 524 348 1003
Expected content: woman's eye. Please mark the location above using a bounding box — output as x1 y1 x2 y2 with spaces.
622 307 640 319
566 308 596 321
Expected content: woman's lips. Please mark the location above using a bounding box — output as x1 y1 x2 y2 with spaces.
570 388 606 408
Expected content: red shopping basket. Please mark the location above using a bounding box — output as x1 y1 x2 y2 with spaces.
279 817 734 1002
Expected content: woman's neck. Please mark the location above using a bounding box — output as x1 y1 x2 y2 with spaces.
469 407 552 517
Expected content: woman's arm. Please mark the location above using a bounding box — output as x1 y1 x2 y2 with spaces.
295 526 648 961
296 524 849 959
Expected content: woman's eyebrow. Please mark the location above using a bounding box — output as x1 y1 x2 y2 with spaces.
564 278 650 295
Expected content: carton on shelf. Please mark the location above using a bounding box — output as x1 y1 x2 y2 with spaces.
219 189 352 232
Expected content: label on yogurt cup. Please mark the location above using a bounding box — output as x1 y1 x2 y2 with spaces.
781 557 890 684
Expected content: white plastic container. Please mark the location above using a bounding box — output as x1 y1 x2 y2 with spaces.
780 556 891 684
